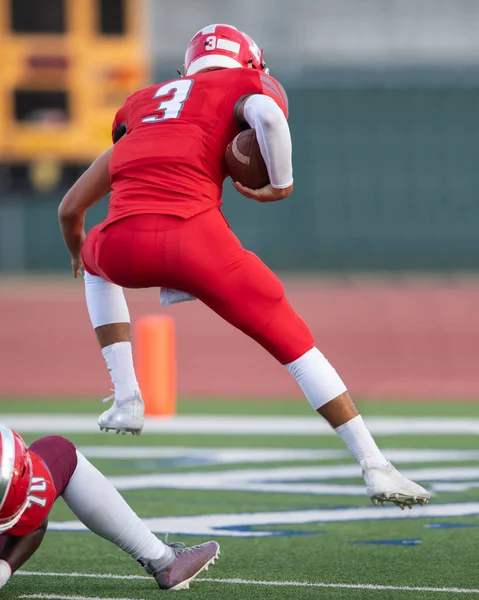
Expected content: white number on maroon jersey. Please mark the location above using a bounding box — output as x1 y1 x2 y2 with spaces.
142 79 194 123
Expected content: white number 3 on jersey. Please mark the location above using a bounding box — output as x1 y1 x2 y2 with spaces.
142 79 194 123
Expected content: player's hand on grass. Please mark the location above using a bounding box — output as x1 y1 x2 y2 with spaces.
232 181 293 203
71 255 83 279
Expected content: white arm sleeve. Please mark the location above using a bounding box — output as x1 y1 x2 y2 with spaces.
243 94 293 189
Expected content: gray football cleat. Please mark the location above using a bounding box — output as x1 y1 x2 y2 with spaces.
146 540 220 591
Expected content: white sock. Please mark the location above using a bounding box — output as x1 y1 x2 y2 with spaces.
102 342 140 404
284 347 347 410
335 415 389 469
62 451 170 564
84 271 130 329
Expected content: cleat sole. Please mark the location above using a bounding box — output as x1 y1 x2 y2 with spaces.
99 425 143 435
371 492 430 510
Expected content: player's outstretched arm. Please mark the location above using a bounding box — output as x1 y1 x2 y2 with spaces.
234 94 293 202
0 519 48 588
58 146 113 277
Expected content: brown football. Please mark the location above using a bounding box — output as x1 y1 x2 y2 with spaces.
225 129 269 189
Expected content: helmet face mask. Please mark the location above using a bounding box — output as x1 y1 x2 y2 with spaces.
0 427 32 533
247 56 269 75
184 24 268 77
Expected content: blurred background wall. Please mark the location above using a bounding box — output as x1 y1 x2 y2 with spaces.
1 0 478 399
1 0 479 271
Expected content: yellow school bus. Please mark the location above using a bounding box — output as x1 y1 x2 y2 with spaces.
0 0 149 171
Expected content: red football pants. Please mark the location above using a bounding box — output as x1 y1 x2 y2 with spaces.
82 208 314 364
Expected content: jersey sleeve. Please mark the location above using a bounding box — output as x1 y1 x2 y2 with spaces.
257 73 289 118
238 70 289 119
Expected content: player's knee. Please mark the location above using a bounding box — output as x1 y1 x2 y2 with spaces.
45 435 76 449
57 437 78 469
30 435 77 461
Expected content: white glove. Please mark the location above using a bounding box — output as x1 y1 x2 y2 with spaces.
160 288 196 307
0 560 11 588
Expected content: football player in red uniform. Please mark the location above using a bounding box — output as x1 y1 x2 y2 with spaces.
0 427 219 591
59 24 429 510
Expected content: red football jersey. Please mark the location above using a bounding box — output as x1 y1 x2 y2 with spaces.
4 452 56 536
104 68 288 225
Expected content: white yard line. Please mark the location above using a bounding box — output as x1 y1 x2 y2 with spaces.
47 502 479 537
18 572 149 580
95 466 479 498
20 595 144 600
76 447 479 463
77 447 349 462
201 578 479 594
3 415 479 435
16 572 479 594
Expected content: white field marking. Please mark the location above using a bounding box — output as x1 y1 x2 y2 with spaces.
76 446 479 465
3 415 479 435
375 449 479 463
20 595 144 600
433 482 479 492
16 573 479 594
18 572 150 580
78 447 349 463
201 578 479 594
100 464 479 497
49 502 479 537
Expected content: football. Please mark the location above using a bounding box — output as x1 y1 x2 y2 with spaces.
225 129 270 190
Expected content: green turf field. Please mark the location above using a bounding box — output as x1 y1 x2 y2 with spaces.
1 399 478 599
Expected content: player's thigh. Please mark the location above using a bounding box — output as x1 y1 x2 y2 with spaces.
175 216 314 363
203 251 314 364
29 436 78 499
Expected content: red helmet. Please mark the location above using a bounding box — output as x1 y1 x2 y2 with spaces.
0 427 32 533
185 24 268 76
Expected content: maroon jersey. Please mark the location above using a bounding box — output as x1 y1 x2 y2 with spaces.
104 68 288 225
